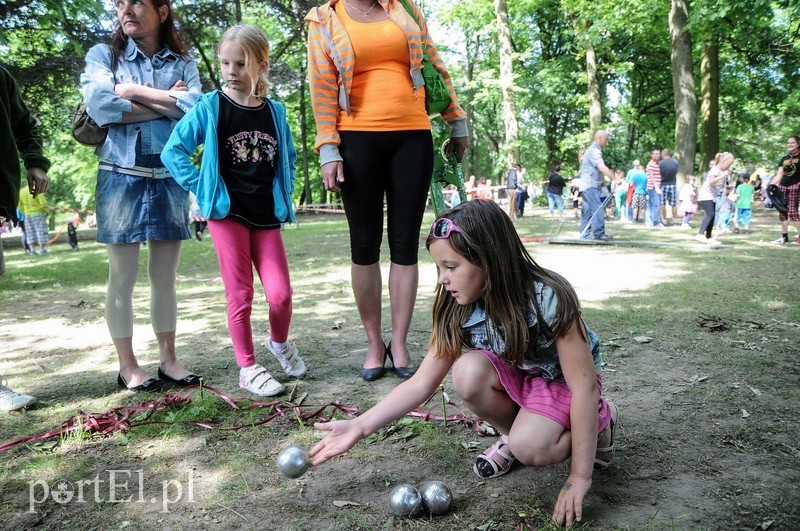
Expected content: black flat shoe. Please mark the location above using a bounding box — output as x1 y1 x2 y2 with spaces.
117 373 163 392
386 342 416 380
361 343 388 382
158 368 203 387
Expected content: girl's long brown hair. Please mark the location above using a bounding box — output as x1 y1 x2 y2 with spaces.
425 199 585 364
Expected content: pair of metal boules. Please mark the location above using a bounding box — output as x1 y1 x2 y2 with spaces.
388 481 453 517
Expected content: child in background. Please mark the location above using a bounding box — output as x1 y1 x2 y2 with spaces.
188 191 207 241
612 170 627 221
678 175 698 227
569 180 581 219
630 168 649 222
716 183 736 232
465 175 477 200
18 186 49 255
309 199 618 528
477 178 494 201
67 220 79 250
16 209 33 255
162 25 306 396
734 173 755 234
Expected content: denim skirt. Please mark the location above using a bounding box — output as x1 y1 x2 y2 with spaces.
95 167 191 244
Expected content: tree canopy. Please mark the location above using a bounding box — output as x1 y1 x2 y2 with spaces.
2 0 798 215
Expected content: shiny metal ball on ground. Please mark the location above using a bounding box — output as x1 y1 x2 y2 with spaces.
419 480 453 516
276 445 310 479
388 483 423 517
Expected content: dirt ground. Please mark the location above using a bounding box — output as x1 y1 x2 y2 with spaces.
1 209 799 530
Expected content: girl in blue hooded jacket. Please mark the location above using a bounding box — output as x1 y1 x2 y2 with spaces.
162 24 306 397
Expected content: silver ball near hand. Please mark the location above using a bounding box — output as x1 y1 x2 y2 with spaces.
276 445 310 479
388 483 423 517
419 480 453 516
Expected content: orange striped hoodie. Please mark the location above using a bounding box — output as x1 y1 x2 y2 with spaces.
305 0 468 165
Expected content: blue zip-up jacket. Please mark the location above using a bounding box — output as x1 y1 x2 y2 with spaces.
161 90 296 223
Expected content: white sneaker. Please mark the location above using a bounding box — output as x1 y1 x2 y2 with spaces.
695 234 708 243
266 339 306 378
0 378 37 411
239 364 284 397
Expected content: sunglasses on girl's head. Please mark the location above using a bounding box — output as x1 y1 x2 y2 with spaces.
431 218 462 239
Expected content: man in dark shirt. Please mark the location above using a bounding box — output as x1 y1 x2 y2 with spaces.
506 162 520 219
0 65 48 410
1 65 50 276
659 148 679 225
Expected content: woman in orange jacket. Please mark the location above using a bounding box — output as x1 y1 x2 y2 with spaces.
306 0 468 381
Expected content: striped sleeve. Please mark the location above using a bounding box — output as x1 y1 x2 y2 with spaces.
646 160 661 189
306 7 344 154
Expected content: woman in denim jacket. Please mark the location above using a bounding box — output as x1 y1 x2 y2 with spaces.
80 0 202 391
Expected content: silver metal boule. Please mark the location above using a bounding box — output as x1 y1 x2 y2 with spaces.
388 483 423 517
276 445 310 479
419 480 453 516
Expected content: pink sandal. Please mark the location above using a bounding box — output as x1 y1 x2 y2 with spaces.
595 401 619 469
473 434 516 478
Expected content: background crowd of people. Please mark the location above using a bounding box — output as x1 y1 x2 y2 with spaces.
482 134 795 248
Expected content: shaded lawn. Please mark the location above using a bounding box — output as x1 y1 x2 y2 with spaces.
0 205 798 530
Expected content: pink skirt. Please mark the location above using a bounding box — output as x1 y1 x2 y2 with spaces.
478 350 612 432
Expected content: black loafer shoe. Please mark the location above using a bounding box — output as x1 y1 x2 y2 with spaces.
117 373 163 392
157 368 203 387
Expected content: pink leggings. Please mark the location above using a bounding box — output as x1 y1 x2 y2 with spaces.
208 218 292 367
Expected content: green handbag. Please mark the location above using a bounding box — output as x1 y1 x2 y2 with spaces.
398 0 451 117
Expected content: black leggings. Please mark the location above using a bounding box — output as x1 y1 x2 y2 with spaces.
339 130 434 265
697 200 715 238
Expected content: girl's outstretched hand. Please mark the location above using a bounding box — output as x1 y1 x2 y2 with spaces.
309 420 363 466
552 476 591 528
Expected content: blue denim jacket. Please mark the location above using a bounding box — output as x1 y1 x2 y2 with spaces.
462 282 603 380
80 40 202 168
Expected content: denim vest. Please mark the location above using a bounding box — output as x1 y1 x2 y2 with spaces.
462 282 603 380
80 40 201 168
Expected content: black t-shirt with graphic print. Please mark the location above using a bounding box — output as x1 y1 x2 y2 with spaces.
778 152 800 187
218 92 280 228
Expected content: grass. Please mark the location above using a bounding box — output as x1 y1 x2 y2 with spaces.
1 204 800 529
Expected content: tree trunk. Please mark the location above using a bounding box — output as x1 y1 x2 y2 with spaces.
299 63 313 206
585 42 602 133
494 0 519 165
464 32 478 179
700 38 719 173
669 0 697 187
